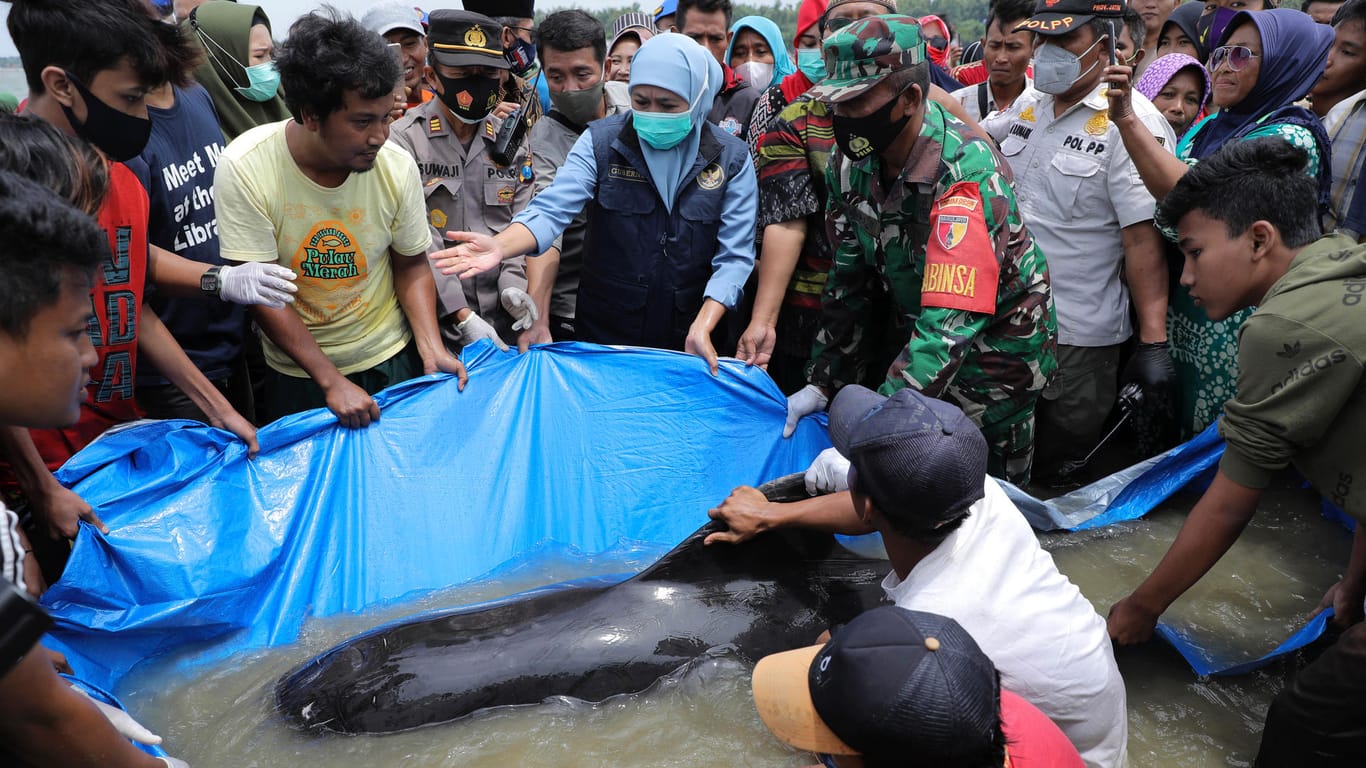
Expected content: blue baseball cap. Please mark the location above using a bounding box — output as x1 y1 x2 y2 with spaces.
654 0 679 24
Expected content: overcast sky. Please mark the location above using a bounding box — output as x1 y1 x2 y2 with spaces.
0 1 663 58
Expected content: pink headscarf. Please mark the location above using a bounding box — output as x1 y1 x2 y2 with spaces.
919 15 952 68
1134 53 1211 114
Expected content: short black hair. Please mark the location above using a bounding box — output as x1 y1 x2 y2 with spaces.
0 170 105 338
275 6 402 123
539 10 607 64
7 0 200 94
1123 6 1146 50
678 0 734 29
986 0 1037 30
1157 138 1323 248
1304 0 1342 9
1333 0 1366 25
889 61 932 105
0 112 109 216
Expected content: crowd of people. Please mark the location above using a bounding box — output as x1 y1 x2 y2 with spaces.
0 0 1364 764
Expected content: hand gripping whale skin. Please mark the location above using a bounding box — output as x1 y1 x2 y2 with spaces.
274 478 890 735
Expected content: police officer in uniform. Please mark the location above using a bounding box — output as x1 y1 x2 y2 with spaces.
462 0 550 120
390 9 538 350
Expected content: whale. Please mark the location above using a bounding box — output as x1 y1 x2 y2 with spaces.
274 476 890 735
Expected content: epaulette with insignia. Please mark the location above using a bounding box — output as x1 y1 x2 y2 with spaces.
429 115 443 134
485 121 497 140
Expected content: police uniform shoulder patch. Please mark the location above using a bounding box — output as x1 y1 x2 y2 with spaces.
697 162 725 190
922 180 999 315
1084 111 1109 136
429 115 443 134
485 121 497 140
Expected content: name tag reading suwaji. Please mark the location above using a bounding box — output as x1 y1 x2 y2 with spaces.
922 181 999 314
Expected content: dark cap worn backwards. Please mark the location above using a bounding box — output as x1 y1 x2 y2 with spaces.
1015 0 1128 35
828 385 987 529
427 10 510 69
752 606 1001 758
807 15 926 104
463 0 535 19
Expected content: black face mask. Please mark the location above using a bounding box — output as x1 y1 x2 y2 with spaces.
60 71 152 162
832 87 911 162
434 72 502 124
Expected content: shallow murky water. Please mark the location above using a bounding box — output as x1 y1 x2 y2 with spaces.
121 481 1349 767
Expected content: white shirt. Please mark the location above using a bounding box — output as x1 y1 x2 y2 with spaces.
882 478 1128 768
986 83 1175 347
950 77 1033 124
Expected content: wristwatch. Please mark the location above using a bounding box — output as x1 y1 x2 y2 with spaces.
200 265 222 296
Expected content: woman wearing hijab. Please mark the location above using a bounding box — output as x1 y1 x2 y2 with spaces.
1135 52 1211 137
186 1 290 142
1108 7 1333 438
1156 2 1210 63
429 34 758 374
725 16 796 95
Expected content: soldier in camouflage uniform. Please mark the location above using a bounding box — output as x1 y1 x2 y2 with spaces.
784 15 1057 485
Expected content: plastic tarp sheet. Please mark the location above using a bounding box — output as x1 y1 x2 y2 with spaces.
36 341 1340 714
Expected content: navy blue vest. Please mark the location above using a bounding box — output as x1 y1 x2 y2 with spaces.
579 113 748 351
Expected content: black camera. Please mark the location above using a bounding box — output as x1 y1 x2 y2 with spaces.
490 103 530 168
0 578 51 679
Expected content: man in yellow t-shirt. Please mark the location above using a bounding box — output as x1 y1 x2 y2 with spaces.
215 10 466 428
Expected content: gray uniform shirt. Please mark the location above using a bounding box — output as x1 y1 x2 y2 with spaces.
389 99 532 345
527 81 631 320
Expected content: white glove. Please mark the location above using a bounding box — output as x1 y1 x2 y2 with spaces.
456 311 510 352
161 758 189 768
804 447 851 496
217 263 298 308
71 685 162 745
783 384 828 438
500 287 540 332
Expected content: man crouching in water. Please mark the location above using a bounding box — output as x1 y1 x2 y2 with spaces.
708 386 1127 767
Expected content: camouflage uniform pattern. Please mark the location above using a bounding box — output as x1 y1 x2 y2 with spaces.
806 17 1057 485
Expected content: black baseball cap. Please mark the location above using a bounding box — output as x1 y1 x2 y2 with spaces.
463 0 534 19
752 606 1002 759
828 385 987 530
1015 0 1127 35
427 10 511 69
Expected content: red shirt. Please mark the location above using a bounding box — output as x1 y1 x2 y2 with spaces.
1001 690 1085 768
23 163 148 475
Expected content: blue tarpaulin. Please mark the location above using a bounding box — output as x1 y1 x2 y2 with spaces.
36 341 1341 714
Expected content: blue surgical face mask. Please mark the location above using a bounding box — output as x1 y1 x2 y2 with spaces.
796 47 827 82
632 65 709 150
235 61 280 102
1032 36 1104 95
633 109 693 149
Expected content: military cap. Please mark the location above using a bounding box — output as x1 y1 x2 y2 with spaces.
807 15 926 104
427 9 510 69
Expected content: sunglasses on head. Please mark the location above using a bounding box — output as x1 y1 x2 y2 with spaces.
1209 44 1259 72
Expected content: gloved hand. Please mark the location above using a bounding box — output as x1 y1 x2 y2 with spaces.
160 758 190 768
500 287 539 332
783 384 829 438
804 447 851 496
1121 342 1175 401
71 685 161 744
217 262 298 308
456 311 510 352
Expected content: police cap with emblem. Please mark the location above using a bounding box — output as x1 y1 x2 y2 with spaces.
427 9 511 69
463 0 535 19
1015 0 1127 35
